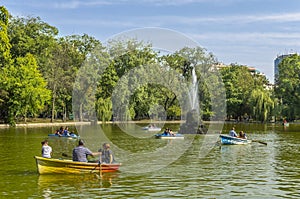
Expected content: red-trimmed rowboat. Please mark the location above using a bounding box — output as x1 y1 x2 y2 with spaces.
34 156 121 174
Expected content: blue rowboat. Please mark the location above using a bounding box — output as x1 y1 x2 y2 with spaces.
48 133 80 139
155 133 184 139
219 134 251 145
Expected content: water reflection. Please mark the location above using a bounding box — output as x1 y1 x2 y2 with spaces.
1 123 300 198
38 172 119 197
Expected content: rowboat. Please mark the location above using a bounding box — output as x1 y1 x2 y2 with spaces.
142 126 162 131
34 156 121 174
219 134 251 145
48 133 80 139
154 133 184 139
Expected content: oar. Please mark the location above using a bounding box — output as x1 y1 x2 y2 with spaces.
252 140 267 145
90 161 101 172
62 153 69 157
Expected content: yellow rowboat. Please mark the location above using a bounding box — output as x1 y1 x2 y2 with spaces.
34 156 121 174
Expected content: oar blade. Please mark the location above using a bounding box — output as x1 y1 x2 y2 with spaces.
252 140 267 145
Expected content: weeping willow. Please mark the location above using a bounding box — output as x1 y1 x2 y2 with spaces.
96 97 112 122
250 89 274 122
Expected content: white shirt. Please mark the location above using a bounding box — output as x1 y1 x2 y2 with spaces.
42 145 52 158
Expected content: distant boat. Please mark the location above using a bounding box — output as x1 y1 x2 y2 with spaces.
219 135 251 145
283 122 289 127
48 133 79 139
34 156 121 174
142 126 161 131
154 133 184 139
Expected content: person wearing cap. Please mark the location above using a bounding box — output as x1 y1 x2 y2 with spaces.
72 139 100 162
98 143 115 164
41 140 52 158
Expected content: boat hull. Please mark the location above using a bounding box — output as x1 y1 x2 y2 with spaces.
220 135 251 145
48 134 79 139
155 134 184 139
34 156 121 174
142 127 161 131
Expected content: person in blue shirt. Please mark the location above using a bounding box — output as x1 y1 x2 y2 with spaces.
63 126 70 136
163 128 170 135
229 127 238 137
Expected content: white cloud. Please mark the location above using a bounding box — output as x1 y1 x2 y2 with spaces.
148 12 300 25
53 0 113 9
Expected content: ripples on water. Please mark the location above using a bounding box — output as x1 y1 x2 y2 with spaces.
0 124 300 198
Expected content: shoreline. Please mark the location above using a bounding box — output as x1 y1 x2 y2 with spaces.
0 120 186 128
0 120 288 128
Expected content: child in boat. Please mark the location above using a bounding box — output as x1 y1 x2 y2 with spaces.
169 129 175 136
98 143 115 164
41 140 52 158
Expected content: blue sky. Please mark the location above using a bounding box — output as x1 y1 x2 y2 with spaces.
3 0 300 83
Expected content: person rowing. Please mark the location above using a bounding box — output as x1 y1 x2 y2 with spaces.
72 139 100 162
229 127 238 137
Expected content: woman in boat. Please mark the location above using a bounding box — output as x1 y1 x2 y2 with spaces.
63 126 70 136
169 129 175 136
98 143 115 164
54 129 61 136
41 140 52 158
72 139 100 162
58 126 64 134
238 131 247 139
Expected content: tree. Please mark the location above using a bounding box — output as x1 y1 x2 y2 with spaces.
220 64 273 121
162 47 222 120
73 41 110 122
8 15 58 71
250 88 274 122
220 64 255 120
2 54 51 124
0 6 11 68
107 39 159 121
43 34 102 122
0 6 12 122
275 54 300 120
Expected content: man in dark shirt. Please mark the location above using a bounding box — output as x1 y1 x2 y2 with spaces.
72 140 99 162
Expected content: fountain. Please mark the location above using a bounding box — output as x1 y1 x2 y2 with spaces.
179 67 207 134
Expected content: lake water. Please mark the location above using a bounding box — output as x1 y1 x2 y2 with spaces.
0 123 299 198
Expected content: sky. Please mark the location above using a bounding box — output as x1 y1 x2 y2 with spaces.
2 0 300 83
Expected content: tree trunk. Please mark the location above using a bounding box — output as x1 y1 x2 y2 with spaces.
79 103 83 121
51 94 55 123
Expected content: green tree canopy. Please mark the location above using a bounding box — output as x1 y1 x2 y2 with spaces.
2 54 51 124
275 54 300 120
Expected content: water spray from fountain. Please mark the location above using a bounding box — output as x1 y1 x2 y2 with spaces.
189 67 199 111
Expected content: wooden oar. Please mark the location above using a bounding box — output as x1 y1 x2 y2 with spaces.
252 140 267 145
62 153 69 157
90 161 101 172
